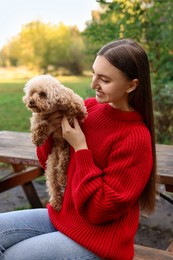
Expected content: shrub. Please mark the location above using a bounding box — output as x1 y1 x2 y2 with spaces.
153 82 173 144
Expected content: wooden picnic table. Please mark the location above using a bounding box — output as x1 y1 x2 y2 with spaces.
0 131 44 208
0 131 173 208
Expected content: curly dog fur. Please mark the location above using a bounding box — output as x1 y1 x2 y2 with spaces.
23 74 87 211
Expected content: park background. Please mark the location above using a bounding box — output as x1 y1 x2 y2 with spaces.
0 0 173 144
0 0 173 251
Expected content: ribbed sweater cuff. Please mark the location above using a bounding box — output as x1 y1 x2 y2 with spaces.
75 149 93 165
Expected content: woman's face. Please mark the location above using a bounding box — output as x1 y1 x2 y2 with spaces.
91 55 137 111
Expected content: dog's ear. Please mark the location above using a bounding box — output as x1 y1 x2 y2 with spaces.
53 87 85 116
52 86 73 110
54 87 74 109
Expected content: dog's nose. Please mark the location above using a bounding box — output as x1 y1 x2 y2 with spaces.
29 100 35 106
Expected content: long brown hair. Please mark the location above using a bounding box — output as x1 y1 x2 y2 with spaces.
97 39 157 214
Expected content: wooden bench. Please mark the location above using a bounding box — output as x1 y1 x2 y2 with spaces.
0 131 44 208
134 243 173 259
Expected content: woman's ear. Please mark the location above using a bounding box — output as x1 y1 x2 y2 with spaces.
126 79 139 93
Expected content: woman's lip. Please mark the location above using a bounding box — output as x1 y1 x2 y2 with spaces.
96 90 104 97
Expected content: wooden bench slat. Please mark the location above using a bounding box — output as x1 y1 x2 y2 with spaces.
0 167 43 192
134 244 173 259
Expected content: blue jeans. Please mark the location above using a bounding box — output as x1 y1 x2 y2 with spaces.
0 209 100 260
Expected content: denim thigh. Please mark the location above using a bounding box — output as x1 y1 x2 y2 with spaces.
0 209 100 260
0 208 56 250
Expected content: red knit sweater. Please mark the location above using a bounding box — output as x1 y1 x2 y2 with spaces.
37 98 153 260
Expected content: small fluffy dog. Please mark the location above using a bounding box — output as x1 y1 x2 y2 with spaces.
23 74 87 211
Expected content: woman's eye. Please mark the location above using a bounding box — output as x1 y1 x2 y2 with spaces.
101 78 109 83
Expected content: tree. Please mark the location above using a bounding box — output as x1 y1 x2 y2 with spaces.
83 0 147 59
84 0 173 73
41 23 85 74
144 1 173 82
0 21 85 75
0 36 21 67
19 21 48 68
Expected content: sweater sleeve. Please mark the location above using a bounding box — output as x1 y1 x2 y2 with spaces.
72 132 153 224
36 136 53 169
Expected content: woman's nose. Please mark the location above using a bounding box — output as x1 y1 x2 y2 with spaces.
91 75 97 89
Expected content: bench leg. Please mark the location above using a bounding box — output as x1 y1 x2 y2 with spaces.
12 164 43 208
22 182 43 208
167 241 173 253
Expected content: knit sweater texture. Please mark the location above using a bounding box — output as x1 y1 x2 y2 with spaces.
37 98 153 260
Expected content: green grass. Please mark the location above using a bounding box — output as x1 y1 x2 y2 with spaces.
0 76 94 132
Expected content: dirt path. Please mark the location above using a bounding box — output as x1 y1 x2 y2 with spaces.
0 166 173 250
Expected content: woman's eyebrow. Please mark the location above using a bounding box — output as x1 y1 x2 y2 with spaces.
97 73 112 80
92 69 111 80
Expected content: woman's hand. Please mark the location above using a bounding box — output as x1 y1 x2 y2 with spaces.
46 112 63 136
61 117 88 151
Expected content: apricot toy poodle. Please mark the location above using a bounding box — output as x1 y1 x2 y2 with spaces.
23 74 87 211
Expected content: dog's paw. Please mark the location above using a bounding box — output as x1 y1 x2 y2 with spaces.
32 134 48 146
31 121 49 146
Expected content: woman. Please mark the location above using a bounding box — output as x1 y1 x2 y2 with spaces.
0 39 157 260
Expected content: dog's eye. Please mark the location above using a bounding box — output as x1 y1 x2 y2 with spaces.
39 91 47 98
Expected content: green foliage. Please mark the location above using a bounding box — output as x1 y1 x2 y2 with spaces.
143 1 173 79
83 0 146 61
153 82 173 144
0 21 85 75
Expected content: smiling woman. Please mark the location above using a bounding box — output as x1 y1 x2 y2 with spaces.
91 55 138 111
0 39 157 260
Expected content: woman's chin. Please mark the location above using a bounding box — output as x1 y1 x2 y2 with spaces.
96 95 107 104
